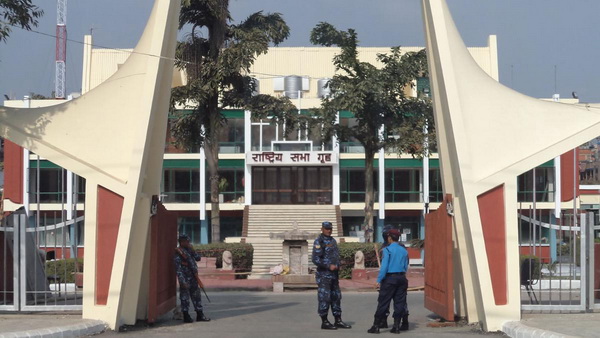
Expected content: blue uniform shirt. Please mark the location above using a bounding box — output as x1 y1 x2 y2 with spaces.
312 234 340 272
377 242 409 283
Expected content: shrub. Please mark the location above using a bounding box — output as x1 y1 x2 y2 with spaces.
45 258 83 283
194 243 253 273
338 242 381 279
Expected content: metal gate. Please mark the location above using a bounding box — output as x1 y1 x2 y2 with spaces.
0 209 83 311
518 207 599 311
424 194 454 321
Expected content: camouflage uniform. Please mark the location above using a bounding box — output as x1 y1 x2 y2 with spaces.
174 246 203 313
312 233 342 317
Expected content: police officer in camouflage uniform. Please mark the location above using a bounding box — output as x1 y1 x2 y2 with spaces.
312 221 351 330
174 234 210 323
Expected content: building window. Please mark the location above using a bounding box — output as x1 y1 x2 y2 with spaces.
517 167 555 202
340 168 378 203
178 217 202 244
339 118 364 153
385 168 420 203
384 216 421 242
251 116 332 151
34 211 85 247
162 169 200 203
29 168 65 203
218 118 244 153
177 215 243 244
428 169 443 203
205 168 245 203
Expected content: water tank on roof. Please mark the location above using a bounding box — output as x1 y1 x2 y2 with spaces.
317 78 331 98
284 76 302 99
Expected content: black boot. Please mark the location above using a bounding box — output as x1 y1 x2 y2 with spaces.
367 317 380 334
196 311 211 322
321 316 337 330
334 316 352 329
400 314 409 331
390 318 401 334
182 311 193 323
379 316 388 329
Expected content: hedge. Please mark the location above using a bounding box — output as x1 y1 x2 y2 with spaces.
194 243 253 274
45 258 83 283
338 242 381 279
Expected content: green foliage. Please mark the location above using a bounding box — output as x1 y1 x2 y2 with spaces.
337 242 381 279
171 1 296 151
595 238 600 243
0 0 43 43
172 1 297 242
309 22 434 241
520 255 541 280
45 258 83 283
194 243 253 272
309 22 435 157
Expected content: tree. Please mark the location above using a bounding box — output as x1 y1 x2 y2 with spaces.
171 0 299 242
310 22 434 242
0 0 43 43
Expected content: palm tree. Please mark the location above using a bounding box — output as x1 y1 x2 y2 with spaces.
171 0 298 242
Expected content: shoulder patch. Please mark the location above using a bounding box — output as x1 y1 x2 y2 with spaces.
314 244 321 249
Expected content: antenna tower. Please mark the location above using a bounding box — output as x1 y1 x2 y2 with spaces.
55 0 67 99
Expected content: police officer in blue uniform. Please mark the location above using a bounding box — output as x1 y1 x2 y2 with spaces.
312 221 351 330
377 225 410 330
368 229 409 334
174 234 210 323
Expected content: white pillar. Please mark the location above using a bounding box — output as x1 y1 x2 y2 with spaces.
67 171 74 219
22 96 31 217
554 156 561 218
244 110 252 205
200 129 206 220
332 112 340 205
378 125 385 220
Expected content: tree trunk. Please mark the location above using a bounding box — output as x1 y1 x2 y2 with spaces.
205 125 220 243
204 0 229 243
363 149 375 242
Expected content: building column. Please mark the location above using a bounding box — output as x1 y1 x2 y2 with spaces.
552 155 562 262
376 125 385 242
22 96 31 217
199 133 208 244
244 110 252 206
332 112 340 206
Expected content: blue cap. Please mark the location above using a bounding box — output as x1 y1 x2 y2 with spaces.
382 224 394 235
178 234 190 241
322 221 333 229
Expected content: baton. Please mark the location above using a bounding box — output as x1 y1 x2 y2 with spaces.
196 275 211 303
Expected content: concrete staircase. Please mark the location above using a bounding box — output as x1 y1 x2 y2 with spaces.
245 205 339 278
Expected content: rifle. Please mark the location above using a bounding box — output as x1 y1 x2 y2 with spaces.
195 274 211 303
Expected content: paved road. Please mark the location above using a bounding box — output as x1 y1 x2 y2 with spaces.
102 291 506 337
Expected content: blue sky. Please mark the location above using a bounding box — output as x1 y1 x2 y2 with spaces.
1 0 600 102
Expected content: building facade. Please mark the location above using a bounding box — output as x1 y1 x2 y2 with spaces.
5 34 581 271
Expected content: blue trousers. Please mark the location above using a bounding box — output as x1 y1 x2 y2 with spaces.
180 277 203 312
375 274 408 320
316 273 342 317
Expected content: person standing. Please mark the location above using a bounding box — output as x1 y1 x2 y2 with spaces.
312 221 352 330
377 225 410 330
174 234 210 323
368 229 409 334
